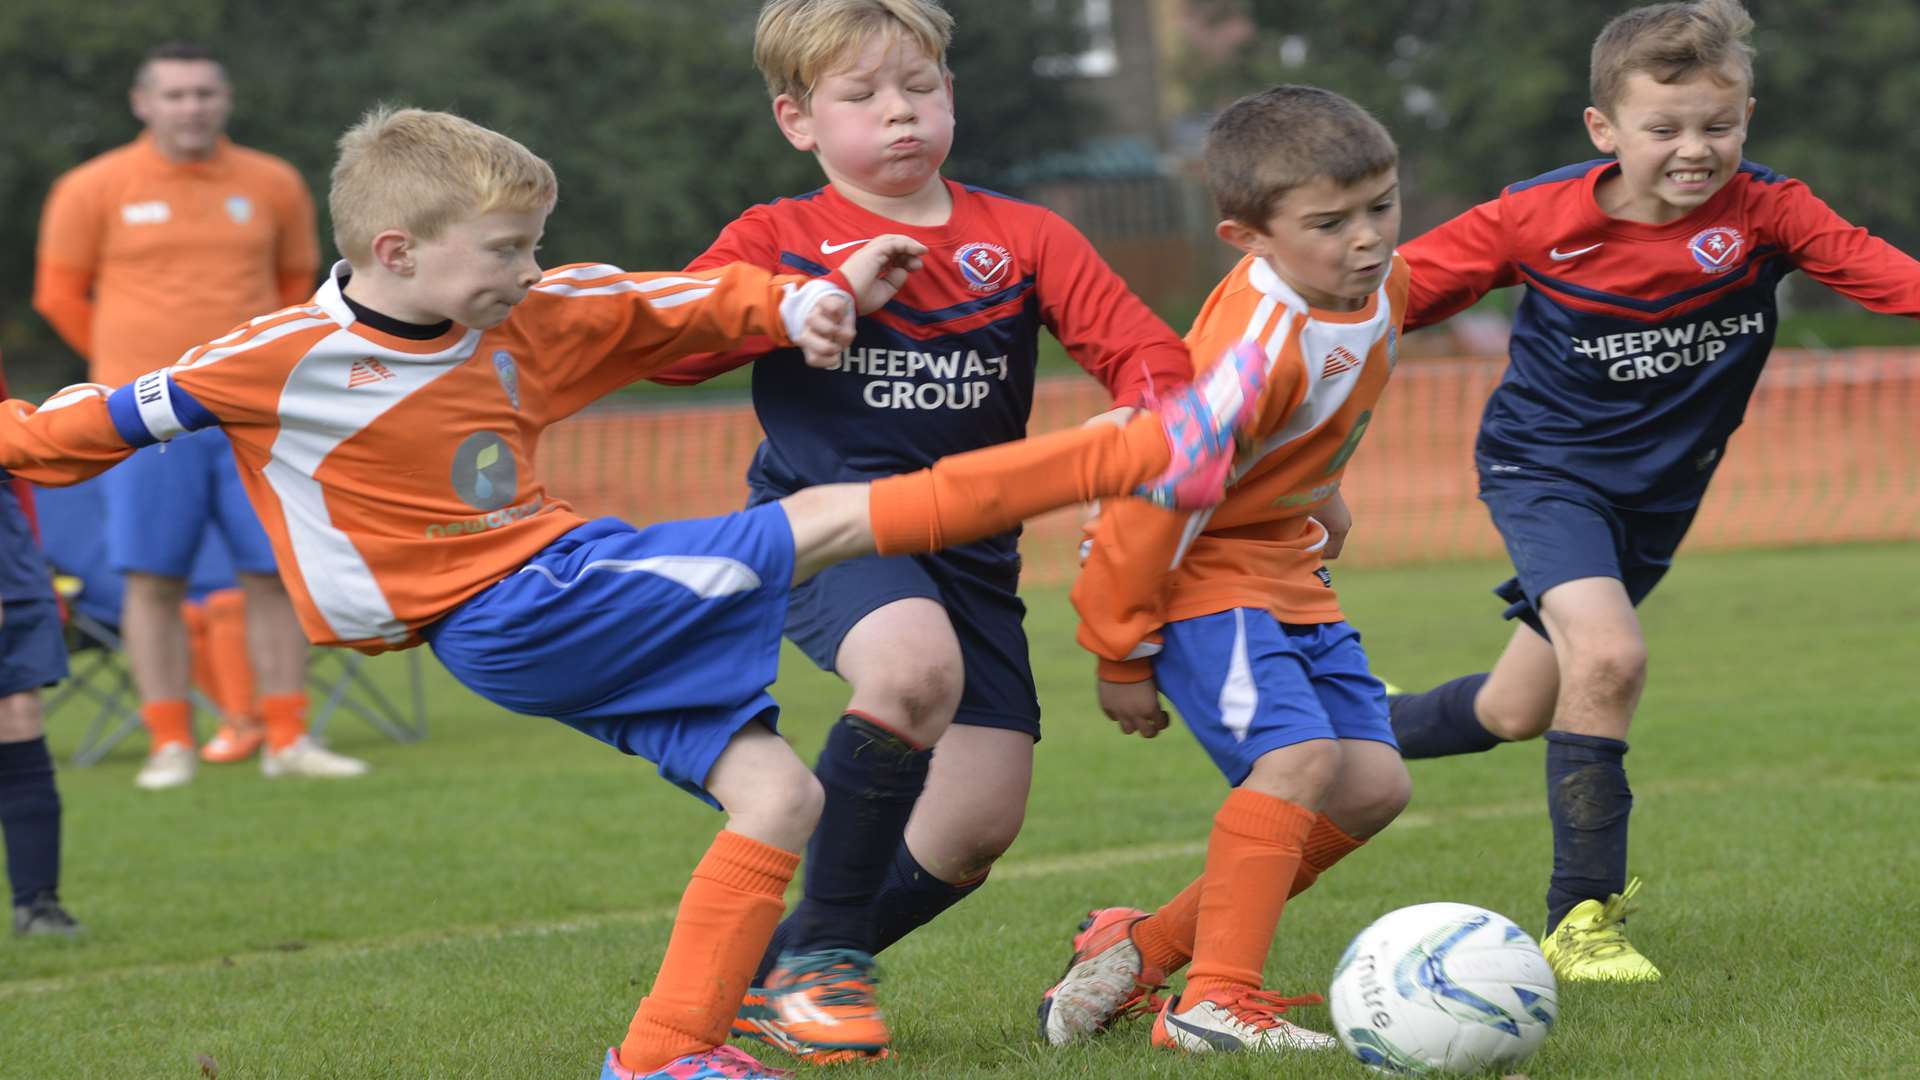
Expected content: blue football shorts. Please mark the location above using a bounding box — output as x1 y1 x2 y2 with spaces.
102 427 277 578
0 600 69 698
782 547 1041 737
1154 609 1394 787
423 507 795 807
1479 473 1700 637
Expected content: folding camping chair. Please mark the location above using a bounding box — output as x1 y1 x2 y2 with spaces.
35 476 427 765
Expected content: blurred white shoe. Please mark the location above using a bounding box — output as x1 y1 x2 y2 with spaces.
261 736 369 779
135 743 198 790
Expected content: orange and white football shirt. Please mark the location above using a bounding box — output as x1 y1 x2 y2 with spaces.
1073 253 1410 681
35 134 320 386
0 260 847 652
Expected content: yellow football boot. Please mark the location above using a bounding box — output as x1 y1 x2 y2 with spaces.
1542 876 1662 983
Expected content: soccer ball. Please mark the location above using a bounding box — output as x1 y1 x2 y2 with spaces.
1328 902 1557 1074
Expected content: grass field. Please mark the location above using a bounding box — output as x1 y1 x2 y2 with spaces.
3 544 1916 1078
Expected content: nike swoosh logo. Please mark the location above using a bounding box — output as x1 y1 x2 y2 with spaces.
1548 243 1603 261
819 238 872 255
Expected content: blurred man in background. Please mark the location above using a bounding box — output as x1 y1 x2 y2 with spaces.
32 41 365 789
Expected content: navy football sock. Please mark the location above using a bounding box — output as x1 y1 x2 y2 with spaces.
1544 730 1632 932
1388 673 1503 759
0 737 63 908
778 713 931 963
869 843 988 956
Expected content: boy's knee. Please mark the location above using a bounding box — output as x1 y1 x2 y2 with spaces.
1565 636 1648 699
1244 739 1342 806
853 657 963 735
724 762 824 842
1478 689 1554 741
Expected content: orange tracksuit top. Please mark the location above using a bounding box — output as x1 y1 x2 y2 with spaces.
1073 253 1410 682
0 260 847 652
35 134 320 386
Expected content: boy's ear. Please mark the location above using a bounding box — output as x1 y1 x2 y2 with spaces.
368 229 415 276
772 93 815 153
1215 218 1268 258
1583 106 1618 155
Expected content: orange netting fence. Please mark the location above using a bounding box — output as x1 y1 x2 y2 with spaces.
537 349 1920 586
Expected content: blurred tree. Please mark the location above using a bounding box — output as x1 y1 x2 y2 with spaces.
0 0 1085 391
1177 0 1920 260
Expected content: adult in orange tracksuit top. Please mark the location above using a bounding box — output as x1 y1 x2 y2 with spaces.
30 43 325 783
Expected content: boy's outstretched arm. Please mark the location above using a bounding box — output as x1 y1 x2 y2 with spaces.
1771 181 1920 315
786 235 926 368
0 381 157 485
1033 211 1193 406
1401 198 1521 332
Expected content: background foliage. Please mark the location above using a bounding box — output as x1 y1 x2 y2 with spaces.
4 0 1916 389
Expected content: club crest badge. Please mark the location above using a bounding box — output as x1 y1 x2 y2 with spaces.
1687 226 1743 274
492 350 520 409
954 242 1015 293
225 195 253 224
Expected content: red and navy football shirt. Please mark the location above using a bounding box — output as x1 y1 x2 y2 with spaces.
1403 159 1920 510
655 179 1191 562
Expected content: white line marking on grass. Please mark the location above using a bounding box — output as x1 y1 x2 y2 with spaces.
0 767 1884 1000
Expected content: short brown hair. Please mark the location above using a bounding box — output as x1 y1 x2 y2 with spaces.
1203 85 1398 229
133 41 224 88
754 0 953 106
329 106 559 265
1590 0 1755 116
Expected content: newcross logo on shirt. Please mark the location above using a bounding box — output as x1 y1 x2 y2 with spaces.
450 432 518 511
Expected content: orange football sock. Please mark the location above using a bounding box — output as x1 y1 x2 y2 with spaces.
259 693 309 752
1290 813 1366 897
1183 788 1314 1003
1136 812 1367 974
619 830 799 1073
868 414 1169 555
141 699 194 750
1134 876 1201 976
202 590 258 725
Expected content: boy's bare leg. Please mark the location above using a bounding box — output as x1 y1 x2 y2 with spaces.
1476 623 1560 740
615 722 814 1074
1532 576 1647 938
901 725 1030 884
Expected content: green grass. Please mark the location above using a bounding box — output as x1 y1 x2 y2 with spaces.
4 544 1917 1078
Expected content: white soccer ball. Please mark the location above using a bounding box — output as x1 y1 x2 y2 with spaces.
1328 902 1558 1074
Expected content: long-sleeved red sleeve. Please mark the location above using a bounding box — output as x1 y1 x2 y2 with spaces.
648 212 786 385
1032 210 1191 407
1769 179 1920 315
1400 198 1521 333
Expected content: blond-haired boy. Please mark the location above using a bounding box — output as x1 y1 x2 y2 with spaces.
1040 84 1413 1055
1389 0 1920 983
653 0 1196 1062
0 105 1268 1080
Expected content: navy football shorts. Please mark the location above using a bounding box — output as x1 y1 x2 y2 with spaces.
1479 472 1699 637
0 600 69 698
783 547 1042 739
